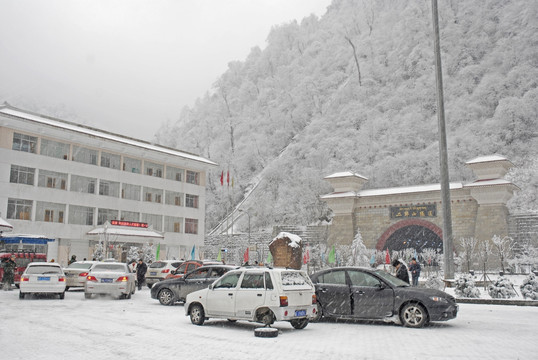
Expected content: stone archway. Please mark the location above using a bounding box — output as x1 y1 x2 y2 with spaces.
376 219 443 253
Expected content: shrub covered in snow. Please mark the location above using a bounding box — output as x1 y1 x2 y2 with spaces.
520 273 538 300
424 274 444 290
454 274 481 298
487 276 517 299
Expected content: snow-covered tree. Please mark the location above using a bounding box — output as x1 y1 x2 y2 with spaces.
454 274 481 298
487 276 517 299
93 242 104 261
491 235 514 273
520 273 538 300
127 246 141 263
350 228 369 266
459 237 478 273
141 243 156 264
424 274 444 290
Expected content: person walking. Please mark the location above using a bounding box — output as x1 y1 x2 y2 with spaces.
136 258 147 290
68 255 77 265
2 255 17 291
409 257 421 286
392 259 410 284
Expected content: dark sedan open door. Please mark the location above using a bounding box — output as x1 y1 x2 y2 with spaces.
347 269 394 319
314 269 352 317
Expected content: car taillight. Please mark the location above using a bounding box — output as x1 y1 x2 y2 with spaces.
161 269 170 273
312 294 317 304
21 277 29 282
59 277 66 282
279 296 288 307
87 275 98 282
79 272 89 277
116 276 128 282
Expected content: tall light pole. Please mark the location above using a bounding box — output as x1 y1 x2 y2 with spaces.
431 0 454 279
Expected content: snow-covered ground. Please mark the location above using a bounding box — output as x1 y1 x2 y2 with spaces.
1 287 536 360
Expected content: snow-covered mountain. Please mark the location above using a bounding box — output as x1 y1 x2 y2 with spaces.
155 0 538 232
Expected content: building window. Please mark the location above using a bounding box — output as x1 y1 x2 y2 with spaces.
185 218 198 234
69 205 94 225
12 133 37 153
123 157 141 173
70 175 96 194
72 146 98 165
166 166 184 182
145 161 164 178
165 216 182 233
38 170 68 190
186 170 200 185
40 138 70 160
100 152 121 170
99 180 120 197
36 201 66 223
165 191 183 206
122 183 141 201
143 187 163 204
120 211 139 222
185 194 199 208
97 208 118 225
141 213 163 231
7 198 32 220
10 165 35 185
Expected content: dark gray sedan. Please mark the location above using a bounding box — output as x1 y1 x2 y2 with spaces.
150 265 238 305
309 267 458 328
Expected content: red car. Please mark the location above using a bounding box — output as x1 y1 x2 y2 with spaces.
165 260 223 279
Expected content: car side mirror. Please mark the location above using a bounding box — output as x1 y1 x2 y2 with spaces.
375 283 386 290
209 284 214 290
171 270 176 275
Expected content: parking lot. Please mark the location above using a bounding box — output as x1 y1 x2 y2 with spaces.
0 287 536 360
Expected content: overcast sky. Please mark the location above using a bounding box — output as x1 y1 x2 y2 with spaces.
0 0 331 141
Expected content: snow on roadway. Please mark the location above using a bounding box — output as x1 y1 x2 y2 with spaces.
0 287 536 360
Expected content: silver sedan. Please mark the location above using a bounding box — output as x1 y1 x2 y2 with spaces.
64 261 97 289
84 262 135 299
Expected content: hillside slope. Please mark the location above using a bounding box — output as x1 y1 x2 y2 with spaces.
155 0 538 232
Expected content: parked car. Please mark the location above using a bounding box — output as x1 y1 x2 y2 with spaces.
63 261 97 290
151 265 238 305
19 262 66 299
309 267 458 328
185 267 317 329
145 260 184 288
84 262 136 299
165 260 223 280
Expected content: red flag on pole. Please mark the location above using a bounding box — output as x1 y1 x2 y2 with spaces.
220 171 223 186
227 171 230 186
243 247 249 264
385 248 391 264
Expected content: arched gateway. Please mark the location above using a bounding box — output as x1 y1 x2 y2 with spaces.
321 156 519 255
376 219 443 252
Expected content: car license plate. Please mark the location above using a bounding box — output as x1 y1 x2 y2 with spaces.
38 277 50 281
150 272 157 276
295 310 306 317
66 273 74 277
101 278 113 283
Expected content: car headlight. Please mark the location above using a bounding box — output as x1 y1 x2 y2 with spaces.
430 296 448 303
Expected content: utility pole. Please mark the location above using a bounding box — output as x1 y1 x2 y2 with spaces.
431 0 454 279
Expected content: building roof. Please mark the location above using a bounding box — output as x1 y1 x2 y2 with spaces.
87 226 164 239
324 171 368 180
0 234 55 244
321 182 464 199
466 155 509 164
0 103 217 167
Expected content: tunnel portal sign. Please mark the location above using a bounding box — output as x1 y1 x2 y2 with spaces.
390 204 436 219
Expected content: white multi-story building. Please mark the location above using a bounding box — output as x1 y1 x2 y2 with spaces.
0 103 217 264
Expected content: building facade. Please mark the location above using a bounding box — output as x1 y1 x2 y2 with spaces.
0 103 217 264
321 156 519 254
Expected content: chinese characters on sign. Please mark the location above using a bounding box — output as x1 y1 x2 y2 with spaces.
110 220 149 228
390 204 437 219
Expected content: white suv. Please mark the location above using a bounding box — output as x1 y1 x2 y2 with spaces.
185 267 317 329
145 260 183 288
